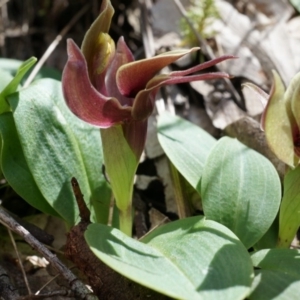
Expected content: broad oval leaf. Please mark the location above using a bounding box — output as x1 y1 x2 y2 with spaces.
254 217 278 250
201 137 281 249
8 78 110 225
249 249 300 300
157 112 216 191
85 216 253 300
0 112 59 217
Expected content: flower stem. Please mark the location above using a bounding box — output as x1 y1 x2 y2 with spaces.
118 206 132 236
100 126 138 237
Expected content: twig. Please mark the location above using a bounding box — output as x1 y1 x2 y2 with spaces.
23 3 91 88
0 206 98 300
175 0 214 58
139 0 168 115
34 272 60 296
43 244 64 256
8 228 32 295
3 207 54 246
17 289 73 300
139 0 155 58
71 177 90 223
173 0 245 109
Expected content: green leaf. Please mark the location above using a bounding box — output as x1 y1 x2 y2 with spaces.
262 71 295 167
8 78 110 225
290 0 300 13
85 216 253 300
249 249 300 299
286 72 300 133
0 57 37 114
157 112 216 192
0 58 29 75
254 217 278 250
278 166 300 248
201 137 281 249
0 69 14 91
168 160 199 218
0 112 59 217
0 58 61 81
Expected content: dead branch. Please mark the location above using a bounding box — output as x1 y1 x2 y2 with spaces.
0 206 98 300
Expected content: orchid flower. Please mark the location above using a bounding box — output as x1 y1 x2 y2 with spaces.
245 71 300 248
245 71 300 168
62 0 234 235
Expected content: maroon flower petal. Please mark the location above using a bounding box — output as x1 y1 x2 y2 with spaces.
62 39 132 128
169 55 237 77
132 72 231 121
122 119 148 160
117 48 200 97
105 37 135 106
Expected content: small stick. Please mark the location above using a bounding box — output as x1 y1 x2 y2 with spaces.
71 177 90 223
0 206 98 300
139 0 155 58
173 0 244 109
17 289 73 300
8 228 32 295
23 3 90 88
34 272 60 296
